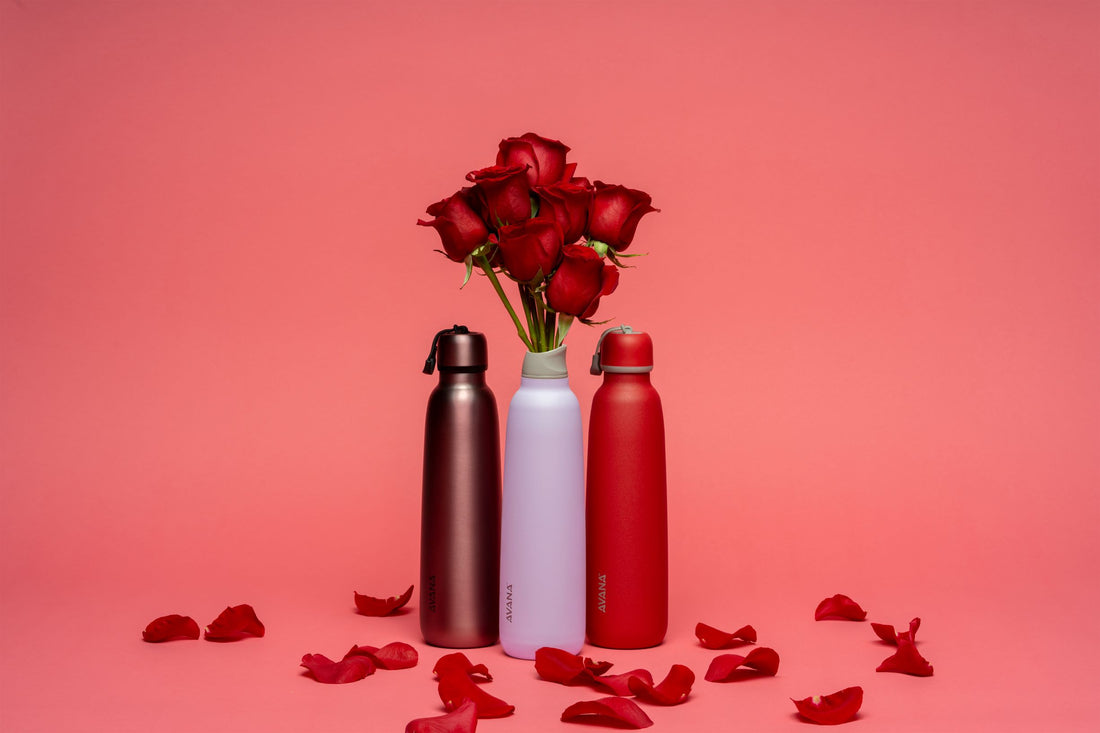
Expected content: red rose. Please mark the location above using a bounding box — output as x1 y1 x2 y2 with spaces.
587 182 658 252
497 132 576 187
466 164 532 228
534 181 591 244
417 188 490 262
497 218 564 283
546 244 620 319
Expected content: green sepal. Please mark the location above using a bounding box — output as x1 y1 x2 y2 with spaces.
588 240 610 258
606 248 648 269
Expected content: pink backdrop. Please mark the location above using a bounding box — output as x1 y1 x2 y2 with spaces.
2 1 1098 730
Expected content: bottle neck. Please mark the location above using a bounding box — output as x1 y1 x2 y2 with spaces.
603 372 652 384
439 369 487 386
519 375 571 389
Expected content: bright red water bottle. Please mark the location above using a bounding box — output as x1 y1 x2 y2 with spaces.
586 325 667 648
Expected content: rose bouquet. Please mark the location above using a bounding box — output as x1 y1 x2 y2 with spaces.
417 133 657 352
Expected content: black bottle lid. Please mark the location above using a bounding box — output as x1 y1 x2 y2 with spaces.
423 325 488 374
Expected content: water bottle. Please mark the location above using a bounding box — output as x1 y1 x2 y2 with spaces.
586 326 668 648
420 325 501 648
499 345 585 659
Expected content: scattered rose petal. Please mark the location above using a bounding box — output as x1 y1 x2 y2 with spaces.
584 657 615 676
591 669 654 696
877 636 934 676
793 686 864 725
438 672 514 718
695 622 757 649
354 585 414 616
704 647 780 681
434 652 492 682
301 653 375 684
815 594 867 621
534 647 650 696
346 642 419 670
872 617 921 645
406 698 478 733
561 697 653 729
142 614 200 642
204 604 265 641
535 646 589 684
627 664 695 705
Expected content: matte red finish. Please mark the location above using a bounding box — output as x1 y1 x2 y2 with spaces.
600 332 653 370
586 331 668 648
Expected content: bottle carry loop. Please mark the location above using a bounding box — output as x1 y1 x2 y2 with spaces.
423 325 469 374
591 325 649 375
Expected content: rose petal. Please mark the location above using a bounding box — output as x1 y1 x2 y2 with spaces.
560 697 653 729
877 636 934 676
584 657 615 677
301 653 375 684
535 646 588 684
591 669 654 697
405 698 478 733
627 664 695 705
438 672 514 718
142 614 200 642
204 604 265 641
815 594 867 621
434 652 492 682
704 647 780 682
345 642 419 670
354 585 413 616
695 622 757 649
792 686 864 725
872 617 921 645
534 647 649 696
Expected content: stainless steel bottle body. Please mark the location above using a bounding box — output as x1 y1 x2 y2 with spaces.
420 366 501 648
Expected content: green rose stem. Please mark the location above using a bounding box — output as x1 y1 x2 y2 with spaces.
533 295 552 351
518 285 539 350
476 254 534 351
522 285 551 352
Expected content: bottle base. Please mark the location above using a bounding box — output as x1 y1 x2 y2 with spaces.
585 637 666 650
501 635 583 660
422 633 499 649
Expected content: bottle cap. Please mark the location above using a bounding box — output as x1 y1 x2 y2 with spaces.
522 344 568 379
591 325 653 374
423 326 488 373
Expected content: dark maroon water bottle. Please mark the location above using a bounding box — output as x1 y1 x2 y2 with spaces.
420 325 501 648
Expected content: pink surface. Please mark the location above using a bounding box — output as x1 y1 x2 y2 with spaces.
2 1 1098 730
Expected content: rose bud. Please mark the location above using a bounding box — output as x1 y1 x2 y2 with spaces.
466 164 532 227
534 181 591 244
546 244 619 319
497 218 564 283
417 189 490 262
497 132 576 187
588 182 658 252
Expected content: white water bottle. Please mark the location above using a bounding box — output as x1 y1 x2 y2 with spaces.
499 345 585 659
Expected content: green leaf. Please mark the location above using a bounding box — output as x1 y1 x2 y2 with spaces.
556 314 575 346
461 255 474 288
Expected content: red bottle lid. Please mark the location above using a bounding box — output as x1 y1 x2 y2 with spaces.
591 326 653 374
